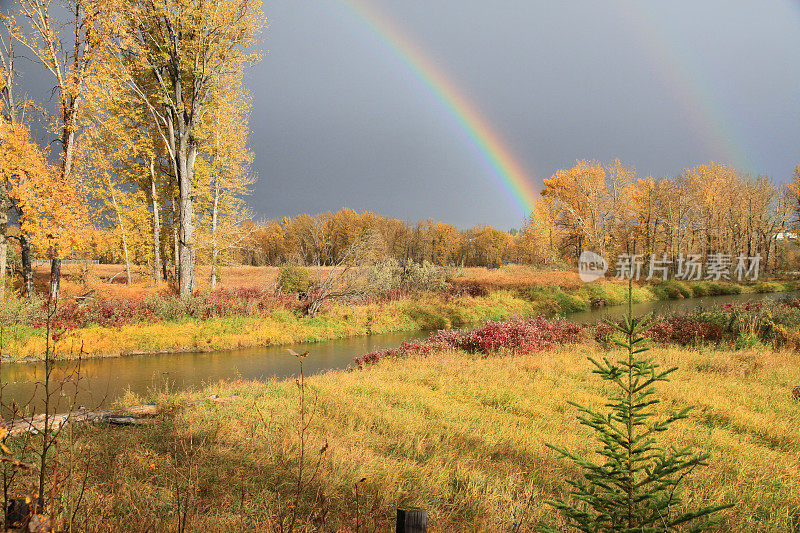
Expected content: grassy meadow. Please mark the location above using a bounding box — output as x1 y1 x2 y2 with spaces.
7 344 799 531
1 263 795 361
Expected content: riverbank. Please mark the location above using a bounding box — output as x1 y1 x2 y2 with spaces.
9 344 798 531
2 275 796 361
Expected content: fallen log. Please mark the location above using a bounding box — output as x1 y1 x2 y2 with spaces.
5 407 158 436
3 395 235 436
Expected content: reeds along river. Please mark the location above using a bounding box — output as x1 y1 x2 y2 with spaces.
1 291 796 414
567 290 798 323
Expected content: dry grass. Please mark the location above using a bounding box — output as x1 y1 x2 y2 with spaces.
32 263 587 300
20 345 800 531
453 265 586 290
26 264 336 300
31 262 769 300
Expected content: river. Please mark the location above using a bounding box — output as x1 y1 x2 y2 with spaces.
1 290 796 412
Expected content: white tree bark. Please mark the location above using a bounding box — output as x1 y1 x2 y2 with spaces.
149 159 162 285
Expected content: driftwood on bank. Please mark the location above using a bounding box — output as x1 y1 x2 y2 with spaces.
6 405 159 436
5 395 237 437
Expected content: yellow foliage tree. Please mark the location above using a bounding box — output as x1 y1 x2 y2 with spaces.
112 0 264 298
6 0 115 300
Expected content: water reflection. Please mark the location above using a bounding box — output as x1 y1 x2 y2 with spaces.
0 330 424 412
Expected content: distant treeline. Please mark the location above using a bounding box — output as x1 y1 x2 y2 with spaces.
529 160 800 271
234 161 800 271
57 160 800 273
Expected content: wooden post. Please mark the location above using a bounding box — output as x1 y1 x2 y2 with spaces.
396 508 427 532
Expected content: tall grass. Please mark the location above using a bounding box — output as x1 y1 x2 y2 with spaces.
8 345 799 530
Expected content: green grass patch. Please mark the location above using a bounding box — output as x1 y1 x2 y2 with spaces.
753 281 786 293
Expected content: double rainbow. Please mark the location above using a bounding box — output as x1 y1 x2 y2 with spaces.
336 1 761 217
613 1 758 172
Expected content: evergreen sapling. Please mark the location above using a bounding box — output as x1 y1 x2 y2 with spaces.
542 280 731 532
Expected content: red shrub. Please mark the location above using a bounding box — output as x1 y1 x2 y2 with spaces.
355 316 585 367
647 315 725 345
593 321 617 346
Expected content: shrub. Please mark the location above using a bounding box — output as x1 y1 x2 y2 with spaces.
647 314 726 346
690 282 709 297
277 264 314 294
592 321 616 347
448 280 489 298
356 316 584 367
457 317 585 354
0 293 46 327
400 261 451 292
753 281 785 293
650 280 692 300
552 290 588 313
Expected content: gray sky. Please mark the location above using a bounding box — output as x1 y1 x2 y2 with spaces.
4 0 800 229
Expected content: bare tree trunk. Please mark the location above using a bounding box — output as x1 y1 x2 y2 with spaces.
149 160 162 285
173 225 179 284
161 237 169 284
0 190 8 302
0 230 7 302
50 106 78 302
177 143 196 298
0 39 14 301
164 77 198 300
20 234 32 297
49 255 61 304
172 195 180 284
210 177 220 289
109 186 131 285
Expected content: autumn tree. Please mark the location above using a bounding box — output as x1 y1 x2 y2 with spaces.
193 70 255 288
0 15 40 297
113 0 263 298
787 165 800 233
517 200 558 264
7 0 114 301
0 117 51 299
0 22 17 299
541 160 610 259
79 50 173 286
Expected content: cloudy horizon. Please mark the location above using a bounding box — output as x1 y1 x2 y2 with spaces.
3 0 799 229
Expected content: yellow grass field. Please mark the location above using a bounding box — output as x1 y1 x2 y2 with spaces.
33 263 584 300
32 345 800 531
32 263 305 300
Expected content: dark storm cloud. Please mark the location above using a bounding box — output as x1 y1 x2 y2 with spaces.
3 0 800 228
248 0 800 228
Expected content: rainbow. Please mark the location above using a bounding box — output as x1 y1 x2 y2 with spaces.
335 1 763 215
612 2 759 172
336 0 539 216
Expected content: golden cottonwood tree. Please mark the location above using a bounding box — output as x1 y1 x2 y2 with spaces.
541 160 610 258
0 119 50 298
80 54 172 286
194 70 255 288
0 26 17 300
113 0 264 298
788 165 800 231
0 14 40 298
6 0 115 300
516 200 558 265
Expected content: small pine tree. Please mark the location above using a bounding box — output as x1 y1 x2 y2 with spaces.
542 281 731 532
